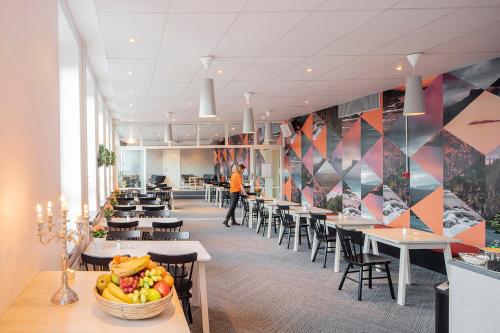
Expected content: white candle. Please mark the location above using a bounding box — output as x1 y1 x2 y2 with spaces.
60 195 67 212
403 227 407 235
47 201 53 217
36 204 43 224
83 204 89 219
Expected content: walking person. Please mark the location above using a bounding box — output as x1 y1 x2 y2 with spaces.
223 164 247 227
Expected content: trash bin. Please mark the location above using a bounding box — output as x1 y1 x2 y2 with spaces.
435 281 449 333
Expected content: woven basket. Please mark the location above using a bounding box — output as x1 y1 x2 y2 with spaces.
94 287 173 320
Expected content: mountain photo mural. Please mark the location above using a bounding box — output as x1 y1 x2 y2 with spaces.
284 57 500 249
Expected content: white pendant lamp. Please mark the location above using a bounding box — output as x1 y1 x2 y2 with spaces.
264 110 273 143
199 56 217 118
403 53 425 116
242 92 254 133
164 112 173 143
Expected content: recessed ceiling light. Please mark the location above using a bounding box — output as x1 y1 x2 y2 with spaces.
396 65 403 71
215 133 219 137
261 116 266 119
305 100 309 104
157 134 160 137
172 118 176 122
129 103 133 107
186 134 190 137
306 68 313 73
187 102 192 106
129 37 136 43
216 118 220 121
128 90 133 94
217 69 223 74
128 71 134 75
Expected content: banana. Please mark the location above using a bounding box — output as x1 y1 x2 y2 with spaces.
102 288 125 303
111 255 150 278
107 283 133 304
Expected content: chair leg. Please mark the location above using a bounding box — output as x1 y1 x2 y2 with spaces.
305 227 311 249
312 240 320 262
323 241 328 268
368 266 373 289
358 267 363 301
385 263 395 299
279 228 286 245
339 264 350 290
187 301 193 324
287 228 292 249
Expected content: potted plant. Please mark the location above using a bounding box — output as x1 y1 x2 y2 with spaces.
97 144 108 167
109 193 118 206
103 203 114 222
255 187 262 197
90 225 107 249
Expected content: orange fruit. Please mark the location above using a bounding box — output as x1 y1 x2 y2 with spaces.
147 260 158 270
113 256 121 264
163 275 174 288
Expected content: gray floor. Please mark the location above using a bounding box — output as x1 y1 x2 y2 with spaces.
173 199 443 333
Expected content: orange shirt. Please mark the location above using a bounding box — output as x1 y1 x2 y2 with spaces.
230 171 243 193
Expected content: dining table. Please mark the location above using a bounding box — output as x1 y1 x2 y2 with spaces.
84 240 212 333
108 217 180 231
245 196 274 229
362 227 461 306
0 271 190 333
258 200 300 238
323 215 382 272
287 206 332 251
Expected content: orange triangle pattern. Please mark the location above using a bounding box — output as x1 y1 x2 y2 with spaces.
290 134 301 158
361 108 383 134
411 187 444 234
301 114 314 141
388 209 410 228
455 221 485 248
313 128 327 159
285 178 291 201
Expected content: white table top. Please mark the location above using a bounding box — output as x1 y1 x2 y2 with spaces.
114 204 166 211
109 217 179 228
363 228 462 245
247 196 274 202
0 271 190 333
326 215 382 227
85 240 212 262
263 200 300 207
289 206 332 215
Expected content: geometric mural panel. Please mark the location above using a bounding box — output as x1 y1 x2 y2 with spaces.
383 185 409 225
409 158 442 207
443 189 483 238
443 73 483 126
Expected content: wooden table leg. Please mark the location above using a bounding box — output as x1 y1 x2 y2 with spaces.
248 201 254 229
363 236 370 253
278 221 284 244
405 249 412 285
310 233 318 261
267 206 273 238
443 243 453 276
397 245 408 306
293 214 300 251
198 262 210 333
333 230 341 273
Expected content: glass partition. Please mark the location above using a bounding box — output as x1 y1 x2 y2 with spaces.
199 123 225 145
228 123 254 145
171 124 197 146
255 122 282 145
119 150 144 189
142 125 164 146
116 125 141 146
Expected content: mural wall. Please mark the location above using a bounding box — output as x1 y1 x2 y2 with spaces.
213 147 250 182
284 57 500 249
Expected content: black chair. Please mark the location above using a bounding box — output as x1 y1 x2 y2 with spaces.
337 228 395 301
81 254 114 271
256 199 280 236
309 213 336 268
276 205 310 249
152 231 190 241
138 193 155 198
113 210 136 218
113 205 136 211
142 205 165 211
107 221 139 230
221 189 230 207
152 221 183 232
139 197 159 205
106 230 141 241
117 197 134 205
241 196 250 226
148 252 198 323
143 210 168 218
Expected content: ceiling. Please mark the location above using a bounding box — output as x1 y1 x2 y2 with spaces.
67 0 500 124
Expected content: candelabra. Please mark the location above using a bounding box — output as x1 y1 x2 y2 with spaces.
35 199 90 305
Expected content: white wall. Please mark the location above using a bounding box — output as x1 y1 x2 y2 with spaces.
180 148 214 177
0 0 60 315
146 149 164 180
164 149 181 187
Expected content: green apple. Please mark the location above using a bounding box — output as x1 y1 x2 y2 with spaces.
111 274 119 285
147 288 161 302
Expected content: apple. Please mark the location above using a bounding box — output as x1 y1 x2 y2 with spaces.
147 288 162 302
153 281 171 297
96 274 111 293
163 274 174 288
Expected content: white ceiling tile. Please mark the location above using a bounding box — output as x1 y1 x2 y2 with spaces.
233 57 304 81
371 7 500 55
251 81 305 96
276 55 356 80
152 58 201 82
244 0 324 12
318 9 454 55
108 59 156 82
149 83 187 98
213 12 308 57
319 0 400 10
158 13 237 57
113 82 151 99
96 0 171 12
281 80 344 97
266 11 380 56
99 13 166 58
169 0 246 12
216 82 264 97
193 57 255 82
394 0 476 8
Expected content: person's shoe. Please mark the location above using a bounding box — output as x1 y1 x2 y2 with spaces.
232 221 241 225
222 221 230 227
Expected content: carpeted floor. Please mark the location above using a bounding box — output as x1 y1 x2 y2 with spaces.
173 199 443 333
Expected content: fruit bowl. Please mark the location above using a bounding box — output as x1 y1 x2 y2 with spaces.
94 287 173 320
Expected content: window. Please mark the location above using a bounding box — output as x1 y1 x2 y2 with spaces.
86 68 97 211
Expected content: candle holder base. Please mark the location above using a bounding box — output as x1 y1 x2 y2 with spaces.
51 285 79 305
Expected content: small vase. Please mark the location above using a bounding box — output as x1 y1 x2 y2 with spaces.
92 237 105 250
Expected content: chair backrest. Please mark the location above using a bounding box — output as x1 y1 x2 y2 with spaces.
81 253 114 271
144 210 168 218
276 205 291 226
309 213 328 239
241 196 249 211
106 230 141 240
113 205 136 211
113 210 136 218
152 231 190 241
148 252 197 291
139 197 159 205
152 221 183 232
107 221 139 230
137 193 155 198
255 198 264 210
142 205 165 211
117 197 135 205
336 227 364 263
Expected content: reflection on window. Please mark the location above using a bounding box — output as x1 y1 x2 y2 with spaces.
119 150 144 189
86 68 97 211
255 122 282 145
142 125 164 146
228 123 253 145
117 125 140 146
199 123 225 145
171 124 197 146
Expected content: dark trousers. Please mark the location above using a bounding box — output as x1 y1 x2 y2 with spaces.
224 192 240 223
